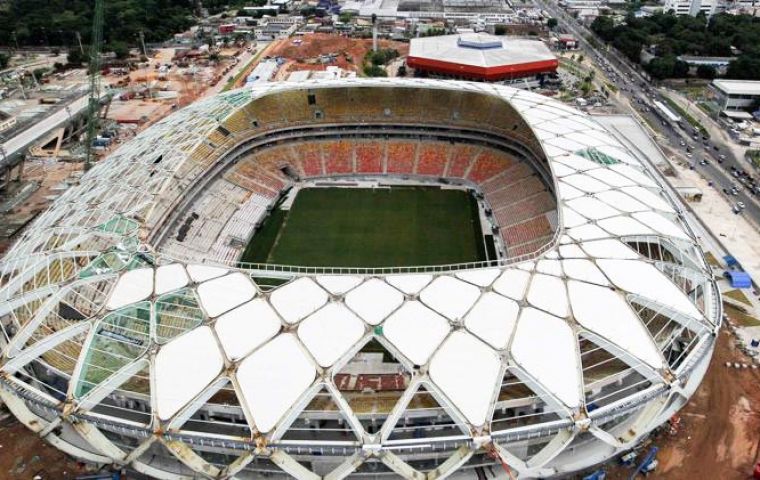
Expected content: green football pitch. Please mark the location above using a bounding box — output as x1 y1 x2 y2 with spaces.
240 187 486 268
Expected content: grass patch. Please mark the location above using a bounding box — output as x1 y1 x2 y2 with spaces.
724 304 760 327
242 187 485 267
238 209 287 264
661 94 709 138
724 288 752 306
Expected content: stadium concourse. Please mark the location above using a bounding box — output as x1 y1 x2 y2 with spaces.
0 79 720 479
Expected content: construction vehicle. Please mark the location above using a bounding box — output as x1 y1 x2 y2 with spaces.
75 472 122 480
628 447 659 479
582 469 606 480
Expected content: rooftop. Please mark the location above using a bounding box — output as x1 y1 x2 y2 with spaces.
408 33 555 68
712 79 760 96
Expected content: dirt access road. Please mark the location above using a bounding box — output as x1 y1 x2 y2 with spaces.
609 326 760 479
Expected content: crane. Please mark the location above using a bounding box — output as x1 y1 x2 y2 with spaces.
84 0 104 171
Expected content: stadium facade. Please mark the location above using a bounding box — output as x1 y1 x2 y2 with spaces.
407 34 558 81
0 79 720 479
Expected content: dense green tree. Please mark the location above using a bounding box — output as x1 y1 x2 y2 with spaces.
547 18 558 30
110 41 129 60
494 24 507 35
66 47 83 66
727 55 760 80
0 53 8 69
0 0 197 47
696 64 717 79
591 12 760 79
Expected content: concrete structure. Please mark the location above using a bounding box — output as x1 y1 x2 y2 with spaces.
711 79 760 112
0 79 720 479
677 55 735 75
663 0 721 16
407 33 557 81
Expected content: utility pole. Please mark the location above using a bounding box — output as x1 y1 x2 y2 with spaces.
139 31 147 58
84 0 104 172
75 31 84 55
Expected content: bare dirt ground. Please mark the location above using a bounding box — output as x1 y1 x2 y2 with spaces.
608 326 760 479
268 33 409 77
0 420 88 479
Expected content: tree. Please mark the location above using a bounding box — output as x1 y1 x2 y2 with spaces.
590 15 615 41
494 24 507 35
547 18 558 30
696 64 716 79
110 41 130 60
363 64 387 77
67 48 84 66
727 55 760 80
397 65 407 77
0 53 8 70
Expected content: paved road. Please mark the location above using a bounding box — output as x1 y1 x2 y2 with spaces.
0 94 90 169
537 0 760 230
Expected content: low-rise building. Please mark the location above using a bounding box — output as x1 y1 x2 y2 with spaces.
711 79 760 113
407 33 557 82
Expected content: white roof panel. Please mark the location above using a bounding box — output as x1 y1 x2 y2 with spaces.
155 326 224 420
387 274 432 294
562 174 610 194
566 196 620 220
511 308 581 408
315 275 363 295
597 259 702 319
345 278 404 325
197 272 257 318
107 268 154 310
597 216 654 237
215 299 281 361
429 331 502 426
492 268 531 300
594 191 647 213
561 259 608 285
237 334 316 433
270 277 328 324
383 301 450 366
464 292 519 350
620 186 674 212
456 268 501 287
610 164 658 188
297 303 365 367
186 264 228 283
568 281 663 369
586 168 636 188
154 264 189 296
420 276 480 320
580 239 639 259
632 211 689 240
527 273 568 318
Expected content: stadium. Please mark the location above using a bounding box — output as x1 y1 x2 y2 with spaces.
0 79 720 479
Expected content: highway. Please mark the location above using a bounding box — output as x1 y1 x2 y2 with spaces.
0 94 90 169
536 0 760 229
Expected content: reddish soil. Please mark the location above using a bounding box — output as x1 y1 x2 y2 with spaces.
0 420 88 479
268 33 409 76
608 326 760 479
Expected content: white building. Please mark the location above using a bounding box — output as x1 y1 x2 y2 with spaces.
662 0 721 16
711 79 760 112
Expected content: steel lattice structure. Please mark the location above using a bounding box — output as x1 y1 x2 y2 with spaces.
0 79 720 480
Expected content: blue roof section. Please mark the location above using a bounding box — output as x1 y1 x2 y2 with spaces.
724 255 738 267
727 271 752 289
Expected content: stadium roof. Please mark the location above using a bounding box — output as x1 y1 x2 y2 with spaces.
0 78 720 479
407 33 558 80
